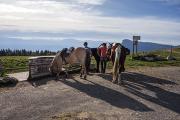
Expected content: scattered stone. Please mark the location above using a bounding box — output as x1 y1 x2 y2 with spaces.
167 55 176 61
134 54 166 62
155 55 164 61
144 57 154 62
0 77 18 86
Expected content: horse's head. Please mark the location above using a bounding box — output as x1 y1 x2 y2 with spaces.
60 48 68 57
125 48 130 55
106 43 114 59
49 63 55 75
120 45 130 55
49 52 63 74
115 44 122 55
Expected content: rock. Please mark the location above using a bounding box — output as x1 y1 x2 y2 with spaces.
0 77 18 86
167 55 176 61
135 54 166 62
144 57 155 61
155 55 165 61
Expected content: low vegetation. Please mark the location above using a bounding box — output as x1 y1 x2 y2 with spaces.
0 48 179 75
0 49 56 56
0 56 29 76
125 48 180 68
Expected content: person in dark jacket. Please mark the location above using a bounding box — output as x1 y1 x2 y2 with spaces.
83 42 91 73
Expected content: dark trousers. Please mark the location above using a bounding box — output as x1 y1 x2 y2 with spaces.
100 57 107 73
86 52 91 73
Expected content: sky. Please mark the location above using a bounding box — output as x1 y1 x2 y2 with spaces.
0 0 180 48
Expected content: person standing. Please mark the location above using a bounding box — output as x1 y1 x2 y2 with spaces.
83 42 91 73
98 43 108 73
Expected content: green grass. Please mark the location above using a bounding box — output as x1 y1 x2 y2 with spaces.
125 48 180 68
0 56 29 75
96 47 180 69
0 48 180 75
125 56 180 68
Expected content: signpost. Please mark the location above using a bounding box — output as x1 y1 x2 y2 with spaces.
133 36 141 57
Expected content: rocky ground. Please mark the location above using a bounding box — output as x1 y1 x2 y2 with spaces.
0 67 180 120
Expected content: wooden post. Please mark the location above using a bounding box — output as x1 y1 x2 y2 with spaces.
170 46 173 55
133 36 141 57
132 42 135 58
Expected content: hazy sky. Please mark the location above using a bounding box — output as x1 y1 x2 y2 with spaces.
0 0 180 45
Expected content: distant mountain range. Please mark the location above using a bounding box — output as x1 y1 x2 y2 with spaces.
122 39 179 52
0 37 103 51
0 36 179 52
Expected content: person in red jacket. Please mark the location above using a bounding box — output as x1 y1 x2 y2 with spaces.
98 43 108 73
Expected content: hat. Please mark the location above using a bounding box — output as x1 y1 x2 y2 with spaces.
84 42 88 46
102 43 106 46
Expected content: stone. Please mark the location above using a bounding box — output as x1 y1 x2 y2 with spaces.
0 77 18 86
155 55 164 61
144 57 155 61
167 55 176 61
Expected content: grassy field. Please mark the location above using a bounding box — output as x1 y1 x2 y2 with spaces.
124 48 180 68
0 56 29 75
0 48 180 75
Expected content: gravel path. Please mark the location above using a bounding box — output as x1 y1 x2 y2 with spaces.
0 67 180 120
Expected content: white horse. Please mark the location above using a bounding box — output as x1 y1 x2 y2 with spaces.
49 47 87 79
112 44 122 84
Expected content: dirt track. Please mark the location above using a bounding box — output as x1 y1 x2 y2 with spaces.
0 67 180 120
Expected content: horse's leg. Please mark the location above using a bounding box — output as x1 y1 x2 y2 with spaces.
96 60 100 73
56 73 60 80
82 64 87 80
118 70 124 85
84 67 87 80
112 68 117 83
80 66 83 78
118 73 121 85
80 73 82 78
112 76 116 83
64 70 68 78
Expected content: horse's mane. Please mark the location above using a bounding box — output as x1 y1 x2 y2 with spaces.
91 48 100 60
116 43 130 55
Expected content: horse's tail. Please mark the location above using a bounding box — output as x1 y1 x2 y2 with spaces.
112 46 121 81
113 55 119 81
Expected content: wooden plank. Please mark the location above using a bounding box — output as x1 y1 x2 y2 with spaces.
28 56 54 79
